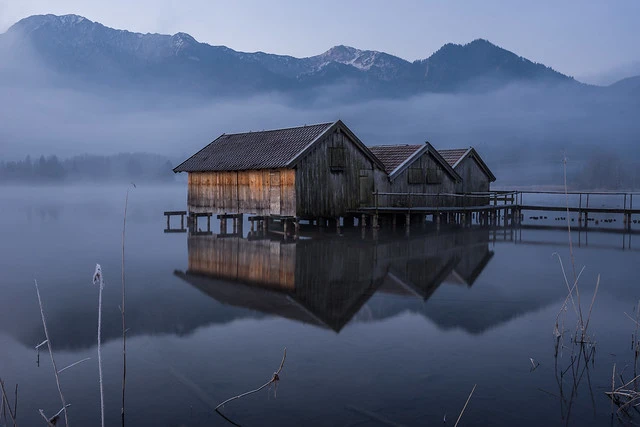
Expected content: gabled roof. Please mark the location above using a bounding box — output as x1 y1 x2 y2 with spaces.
439 149 468 167
438 147 497 182
369 142 461 182
369 145 422 174
173 120 385 172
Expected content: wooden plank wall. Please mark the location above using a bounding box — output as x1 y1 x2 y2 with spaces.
295 126 386 218
187 235 296 290
386 150 458 207
188 169 296 216
454 156 490 206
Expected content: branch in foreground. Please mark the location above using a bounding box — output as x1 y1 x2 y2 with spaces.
215 348 287 411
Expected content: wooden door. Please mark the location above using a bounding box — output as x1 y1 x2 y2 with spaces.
270 171 281 215
359 170 373 207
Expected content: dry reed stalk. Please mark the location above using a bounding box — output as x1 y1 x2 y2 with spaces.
13 384 17 426
38 409 55 426
34 279 69 427
454 384 477 427
92 264 105 427
1 382 6 425
0 378 16 426
215 348 286 411
582 274 600 339
121 183 134 427
612 363 616 415
39 404 70 427
57 358 91 375
562 157 586 335
553 261 586 342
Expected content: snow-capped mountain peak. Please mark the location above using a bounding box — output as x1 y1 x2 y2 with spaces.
319 45 383 71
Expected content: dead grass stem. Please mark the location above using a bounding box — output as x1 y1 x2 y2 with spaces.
454 384 477 427
34 279 69 427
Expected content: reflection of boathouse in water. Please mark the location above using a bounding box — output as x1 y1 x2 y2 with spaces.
174 230 493 332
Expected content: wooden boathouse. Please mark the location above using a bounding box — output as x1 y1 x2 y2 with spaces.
173 120 387 230
438 148 496 195
369 142 461 208
167 119 639 235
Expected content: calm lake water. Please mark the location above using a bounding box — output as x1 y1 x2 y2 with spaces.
0 185 638 426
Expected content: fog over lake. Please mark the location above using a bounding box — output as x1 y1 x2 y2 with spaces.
1 8 640 426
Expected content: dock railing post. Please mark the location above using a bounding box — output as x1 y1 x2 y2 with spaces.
373 190 380 229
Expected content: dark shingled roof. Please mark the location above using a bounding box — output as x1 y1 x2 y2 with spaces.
368 144 423 174
438 148 469 167
174 122 334 172
438 148 496 182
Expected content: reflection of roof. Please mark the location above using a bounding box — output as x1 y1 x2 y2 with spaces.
369 145 422 174
175 269 384 333
176 229 498 334
453 250 495 286
174 122 333 172
174 270 329 329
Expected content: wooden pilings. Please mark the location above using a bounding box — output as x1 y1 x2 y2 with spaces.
164 210 188 233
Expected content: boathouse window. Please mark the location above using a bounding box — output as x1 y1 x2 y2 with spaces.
329 133 346 171
407 166 425 184
329 147 346 170
426 167 442 184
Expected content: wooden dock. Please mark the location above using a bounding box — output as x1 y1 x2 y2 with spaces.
355 190 640 232
166 190 640 237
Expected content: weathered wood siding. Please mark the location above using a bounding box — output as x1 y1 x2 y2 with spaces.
187 169 296 216
384 150 457 207
187 235 296 290
455 156 490 193
454 156 491 206
295 125 385 217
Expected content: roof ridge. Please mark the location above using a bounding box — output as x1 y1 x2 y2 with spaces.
371 144 422 148
222 122 334 137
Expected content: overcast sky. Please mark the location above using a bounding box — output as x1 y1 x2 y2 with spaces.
0 0 638 81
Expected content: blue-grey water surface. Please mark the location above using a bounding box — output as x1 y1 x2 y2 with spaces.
0 185 638 426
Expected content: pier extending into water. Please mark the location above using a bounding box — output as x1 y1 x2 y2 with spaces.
357 190 639 232
165 190 640 237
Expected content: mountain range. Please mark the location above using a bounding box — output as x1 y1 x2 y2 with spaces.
0 13 587 99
